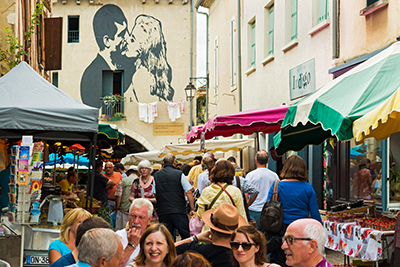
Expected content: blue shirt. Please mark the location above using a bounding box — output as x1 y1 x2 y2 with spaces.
50 252 75 267
48 239 71 257
66 260 91 267
267 180 322 225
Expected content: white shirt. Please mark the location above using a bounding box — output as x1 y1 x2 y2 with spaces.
246 167 279 212
116 228 140 266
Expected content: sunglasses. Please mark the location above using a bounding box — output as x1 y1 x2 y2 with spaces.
282 235 313 245
230 241 256 251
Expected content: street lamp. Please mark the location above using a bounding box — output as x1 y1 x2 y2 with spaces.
184 81 196 101
185 76 209 129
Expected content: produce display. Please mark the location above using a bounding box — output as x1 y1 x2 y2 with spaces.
326 213 397 231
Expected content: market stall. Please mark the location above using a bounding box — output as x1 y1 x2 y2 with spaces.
324 201 396 266
0 62 98 266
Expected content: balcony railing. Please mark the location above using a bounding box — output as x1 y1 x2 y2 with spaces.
100 94 125 121
68 30 79 43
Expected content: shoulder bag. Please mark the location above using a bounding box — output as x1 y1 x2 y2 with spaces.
260 181 283 233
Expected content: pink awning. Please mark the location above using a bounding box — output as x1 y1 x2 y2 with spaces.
186 106 289 143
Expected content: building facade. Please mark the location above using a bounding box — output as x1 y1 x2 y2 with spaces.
51 0 194 153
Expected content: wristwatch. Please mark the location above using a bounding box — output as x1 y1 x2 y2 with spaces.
127 243 136 249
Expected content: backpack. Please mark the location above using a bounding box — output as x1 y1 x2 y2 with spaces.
260 181 283 233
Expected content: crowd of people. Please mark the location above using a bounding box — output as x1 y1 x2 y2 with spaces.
49 150 332 267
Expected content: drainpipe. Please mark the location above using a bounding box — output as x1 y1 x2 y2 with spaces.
237 0 242 112
332 0 340 59
190 0 194 128
195 2 209 120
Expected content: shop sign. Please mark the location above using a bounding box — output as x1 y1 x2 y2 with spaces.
153 123 185 136
289 58 315 100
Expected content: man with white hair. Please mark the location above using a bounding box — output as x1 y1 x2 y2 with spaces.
66 228 123 267
282 218 332 267
115 198 153 266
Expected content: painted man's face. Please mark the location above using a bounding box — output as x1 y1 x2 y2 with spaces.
109 21 128 53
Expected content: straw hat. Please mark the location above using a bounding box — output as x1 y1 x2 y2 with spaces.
202 203 247 234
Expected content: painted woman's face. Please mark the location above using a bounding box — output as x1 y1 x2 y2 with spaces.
143 231 169 265
231 233 259 265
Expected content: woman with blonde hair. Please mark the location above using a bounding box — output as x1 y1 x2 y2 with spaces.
48 208 91 264
131 223 177 267
231 226 280 267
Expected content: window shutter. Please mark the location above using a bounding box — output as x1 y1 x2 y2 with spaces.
318 0 328 23
44 17 62 70
251 23 256 66
291 0 297 40
367 0 379 6
268 7 274 55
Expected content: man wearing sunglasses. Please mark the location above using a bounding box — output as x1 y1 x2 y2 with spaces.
282 218 332 267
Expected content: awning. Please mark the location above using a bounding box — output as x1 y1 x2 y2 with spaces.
98 124 125 146
159 138 253 157
121 139 253 165
353 88 400 144
274 41 400 156
186 124 205 143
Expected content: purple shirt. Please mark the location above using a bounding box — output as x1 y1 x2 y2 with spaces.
316 258 332 267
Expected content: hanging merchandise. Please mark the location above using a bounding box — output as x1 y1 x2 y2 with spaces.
166 100 185 122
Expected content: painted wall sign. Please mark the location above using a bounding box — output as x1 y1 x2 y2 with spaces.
289 58 315 100
80 4 175 108
153 123 185 136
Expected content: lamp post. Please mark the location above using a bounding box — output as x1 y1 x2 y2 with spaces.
185 76 209 129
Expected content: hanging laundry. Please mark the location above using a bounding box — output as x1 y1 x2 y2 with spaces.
166 101 185 122
147 102 158 123
138 103 148 122
138 102 158 123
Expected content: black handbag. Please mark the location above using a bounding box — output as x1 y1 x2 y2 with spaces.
260 181 283 233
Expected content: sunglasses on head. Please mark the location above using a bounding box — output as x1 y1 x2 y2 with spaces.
282 235 313 245
230 241 256 251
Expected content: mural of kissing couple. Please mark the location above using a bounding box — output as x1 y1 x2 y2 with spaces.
80 4 175 108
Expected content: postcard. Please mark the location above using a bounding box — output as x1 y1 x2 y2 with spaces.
19 146 30 159
18 171 29 185
18 159 29 172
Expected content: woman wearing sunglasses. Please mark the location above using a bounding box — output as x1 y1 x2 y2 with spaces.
231 226 281 267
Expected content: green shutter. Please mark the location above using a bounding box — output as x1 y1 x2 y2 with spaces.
291 0 297 40
269 7 274 55
318 0 328 23
367 0 378 6
251 23 256 66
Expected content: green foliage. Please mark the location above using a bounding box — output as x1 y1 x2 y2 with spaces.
0 1 44 74
113 112 125 118
97 202 112 225
196 95 206 125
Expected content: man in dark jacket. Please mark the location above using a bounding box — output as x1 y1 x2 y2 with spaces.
153 153 195 240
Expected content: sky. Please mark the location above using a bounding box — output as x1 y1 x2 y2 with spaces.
196 7 208 87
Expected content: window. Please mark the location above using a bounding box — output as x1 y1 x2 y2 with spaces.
268 6 274 55
102 71 124 116
367 0 379 5
291 0 298 40
251 22 256 66
68 16 79 43
230 17 237 87
52 72 58 87
318 0 329 23
214 37 219 95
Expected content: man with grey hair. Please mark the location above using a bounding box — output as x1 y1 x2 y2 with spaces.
187 152 215 187
153 153 195 240
67 228 123 267
282 218 332 267
116 198 153 266
247 150 279 230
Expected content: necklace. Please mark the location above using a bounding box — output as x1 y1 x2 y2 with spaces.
141 177 151 185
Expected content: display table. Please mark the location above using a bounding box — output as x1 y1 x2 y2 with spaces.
324 221 394 265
